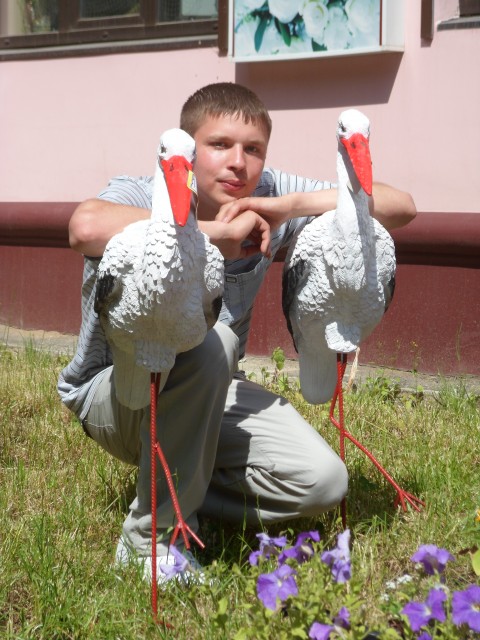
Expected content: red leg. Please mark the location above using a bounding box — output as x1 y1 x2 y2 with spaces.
328 354 425 526
150 373 205 617
329 354 348 528
150 373 158 619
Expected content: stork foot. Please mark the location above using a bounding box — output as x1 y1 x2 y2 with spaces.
170 521 205 550
394 490 425 513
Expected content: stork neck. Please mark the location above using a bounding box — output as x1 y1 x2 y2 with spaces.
335 144 370 236
151 165 173 223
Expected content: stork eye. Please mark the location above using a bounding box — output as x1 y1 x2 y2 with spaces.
339 122 346 133
160 143 166 154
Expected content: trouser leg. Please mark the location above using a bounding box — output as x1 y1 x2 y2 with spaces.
201 374 348 524
123 323 238 556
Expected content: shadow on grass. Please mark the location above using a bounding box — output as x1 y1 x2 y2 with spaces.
99 463 138 516
345 466 426 527
99 459 425 570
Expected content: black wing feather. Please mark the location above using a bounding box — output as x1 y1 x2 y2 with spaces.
282 259 306 352
94 273 117 315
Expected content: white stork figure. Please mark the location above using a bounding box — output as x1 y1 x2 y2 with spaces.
94 128 224 615
95 128 223 411
283 109 424 522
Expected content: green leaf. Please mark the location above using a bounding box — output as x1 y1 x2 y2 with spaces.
213 596 229 629
218 596 228 615
276 18 291 47
272 347 285 371
472 548 480 575
290 627 308 639
312 39 327 51
254 14 269 52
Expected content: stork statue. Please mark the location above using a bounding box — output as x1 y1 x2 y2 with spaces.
282 109 424 525
94 128 224 615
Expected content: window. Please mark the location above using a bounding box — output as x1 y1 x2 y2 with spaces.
0 0 222 58
459 0 480 15
437 0 480 33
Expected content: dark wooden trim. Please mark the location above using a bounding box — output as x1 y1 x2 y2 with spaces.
0 203 75 248
1 18 218 48
390 212 480 268
217 0 229 56
0 35 217 61
438 15 480 29
1 205 479 269
421 0 434 40
459 0 480 16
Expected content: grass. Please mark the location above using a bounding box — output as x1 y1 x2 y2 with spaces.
0 343 479 638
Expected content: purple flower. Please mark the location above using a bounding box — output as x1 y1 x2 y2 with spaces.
411 544 455 576
333 606 350 629
308 622 334 640
296 530 321 545
452 584 480 633
249 532 288 566
278 530 321 565
417 634 432 640
256 564 298 610
158 545 189 580
321 529 351 583
401 588 447 632
309 607 350 639
257 532 288 548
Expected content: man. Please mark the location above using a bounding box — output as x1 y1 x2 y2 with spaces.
58 82 416 580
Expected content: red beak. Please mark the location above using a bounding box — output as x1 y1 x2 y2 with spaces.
160 155 195 226
341 133 372 196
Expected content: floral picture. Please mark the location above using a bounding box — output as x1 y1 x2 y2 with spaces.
231 0 382 61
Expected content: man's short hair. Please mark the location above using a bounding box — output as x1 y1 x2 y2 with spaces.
180 82 272 140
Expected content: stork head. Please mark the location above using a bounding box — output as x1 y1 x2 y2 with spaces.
337 109 372 196
157 128 197 226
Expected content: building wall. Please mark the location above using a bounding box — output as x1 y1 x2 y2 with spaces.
1 1 478 212
1 1 479 376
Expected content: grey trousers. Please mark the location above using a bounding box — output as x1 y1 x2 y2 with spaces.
82 323 348 556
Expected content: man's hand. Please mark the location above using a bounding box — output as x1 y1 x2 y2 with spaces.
216 195 295 232
200 211 271 260
216 191 339 231
215 184 416 233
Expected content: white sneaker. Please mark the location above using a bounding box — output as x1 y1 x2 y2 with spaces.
143 546 206 586
115 536 205 587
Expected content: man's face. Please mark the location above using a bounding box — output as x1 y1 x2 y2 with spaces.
192 114 269 221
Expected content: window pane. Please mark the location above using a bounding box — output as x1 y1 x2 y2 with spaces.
0 0 58 35
158 0 217 22
80 0 140 18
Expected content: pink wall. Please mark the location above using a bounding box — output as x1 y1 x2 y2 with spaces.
1 0 479 212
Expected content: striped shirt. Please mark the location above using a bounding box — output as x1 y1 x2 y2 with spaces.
57 168 333 418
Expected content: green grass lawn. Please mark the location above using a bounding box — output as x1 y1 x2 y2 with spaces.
1 344 479 639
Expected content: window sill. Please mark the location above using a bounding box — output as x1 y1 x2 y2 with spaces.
0 33 218 61
438 15 480 30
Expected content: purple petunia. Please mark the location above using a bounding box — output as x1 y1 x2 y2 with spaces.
416 633 432 640
333 606 350 629
158 544 189 580
256 563 298 610
410 544 455 576
308 622 334 640
321 529 351 583
249 532 288 566
401 587 447 632
309 607 350 640
451 584 480 633
278 530 321 565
